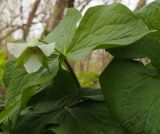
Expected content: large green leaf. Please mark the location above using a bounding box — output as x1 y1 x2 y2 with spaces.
100 59 160 134
12 85 126 134
108 0 160 69
2 68 129 134
44 8 81 55
66 3 153 60
54 100 125 134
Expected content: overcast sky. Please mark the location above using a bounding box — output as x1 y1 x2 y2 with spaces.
84 0 154 11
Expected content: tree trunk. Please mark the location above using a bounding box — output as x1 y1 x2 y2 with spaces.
134 0 146 11
23 0 41 40
43 0 75 37
46 0 67 32
67 0 75 7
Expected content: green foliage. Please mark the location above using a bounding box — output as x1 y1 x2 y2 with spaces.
1 1 160 134
108 0 160 69
45 4 152 61
0 50 6 87
66 3 152 60
100 59 160 134
3 55 59 106
12 79 124 134
99 1 160 134
76 71 99 88
44 8 82 55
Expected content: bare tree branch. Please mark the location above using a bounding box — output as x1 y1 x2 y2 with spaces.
23 0 41 40
0 26 20 42
76 0 92 12
80 0 92 12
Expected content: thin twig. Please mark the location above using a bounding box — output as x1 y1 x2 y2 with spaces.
80 0 92 12
0 27 20 42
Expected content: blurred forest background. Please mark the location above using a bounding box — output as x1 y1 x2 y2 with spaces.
0 0 154 98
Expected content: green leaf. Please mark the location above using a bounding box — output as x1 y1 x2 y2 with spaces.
79 88 104 101
11 77 126 134
3 59 132 134
1 68 76 132
108 0 160 69
100 59 160 134
3 54 59 106
66 3 153 60
0 55 59 124
10 69 78 134
54 100 124 134
0 101 18 123
44 8 81 55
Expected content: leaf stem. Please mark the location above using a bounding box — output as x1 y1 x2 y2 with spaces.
38 41 81 88
64 58 81 88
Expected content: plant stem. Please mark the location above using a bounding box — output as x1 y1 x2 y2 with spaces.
42 45 80 88
64 58 81 88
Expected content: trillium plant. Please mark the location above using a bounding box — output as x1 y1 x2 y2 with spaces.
7 39 55 73
1 1 160 134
